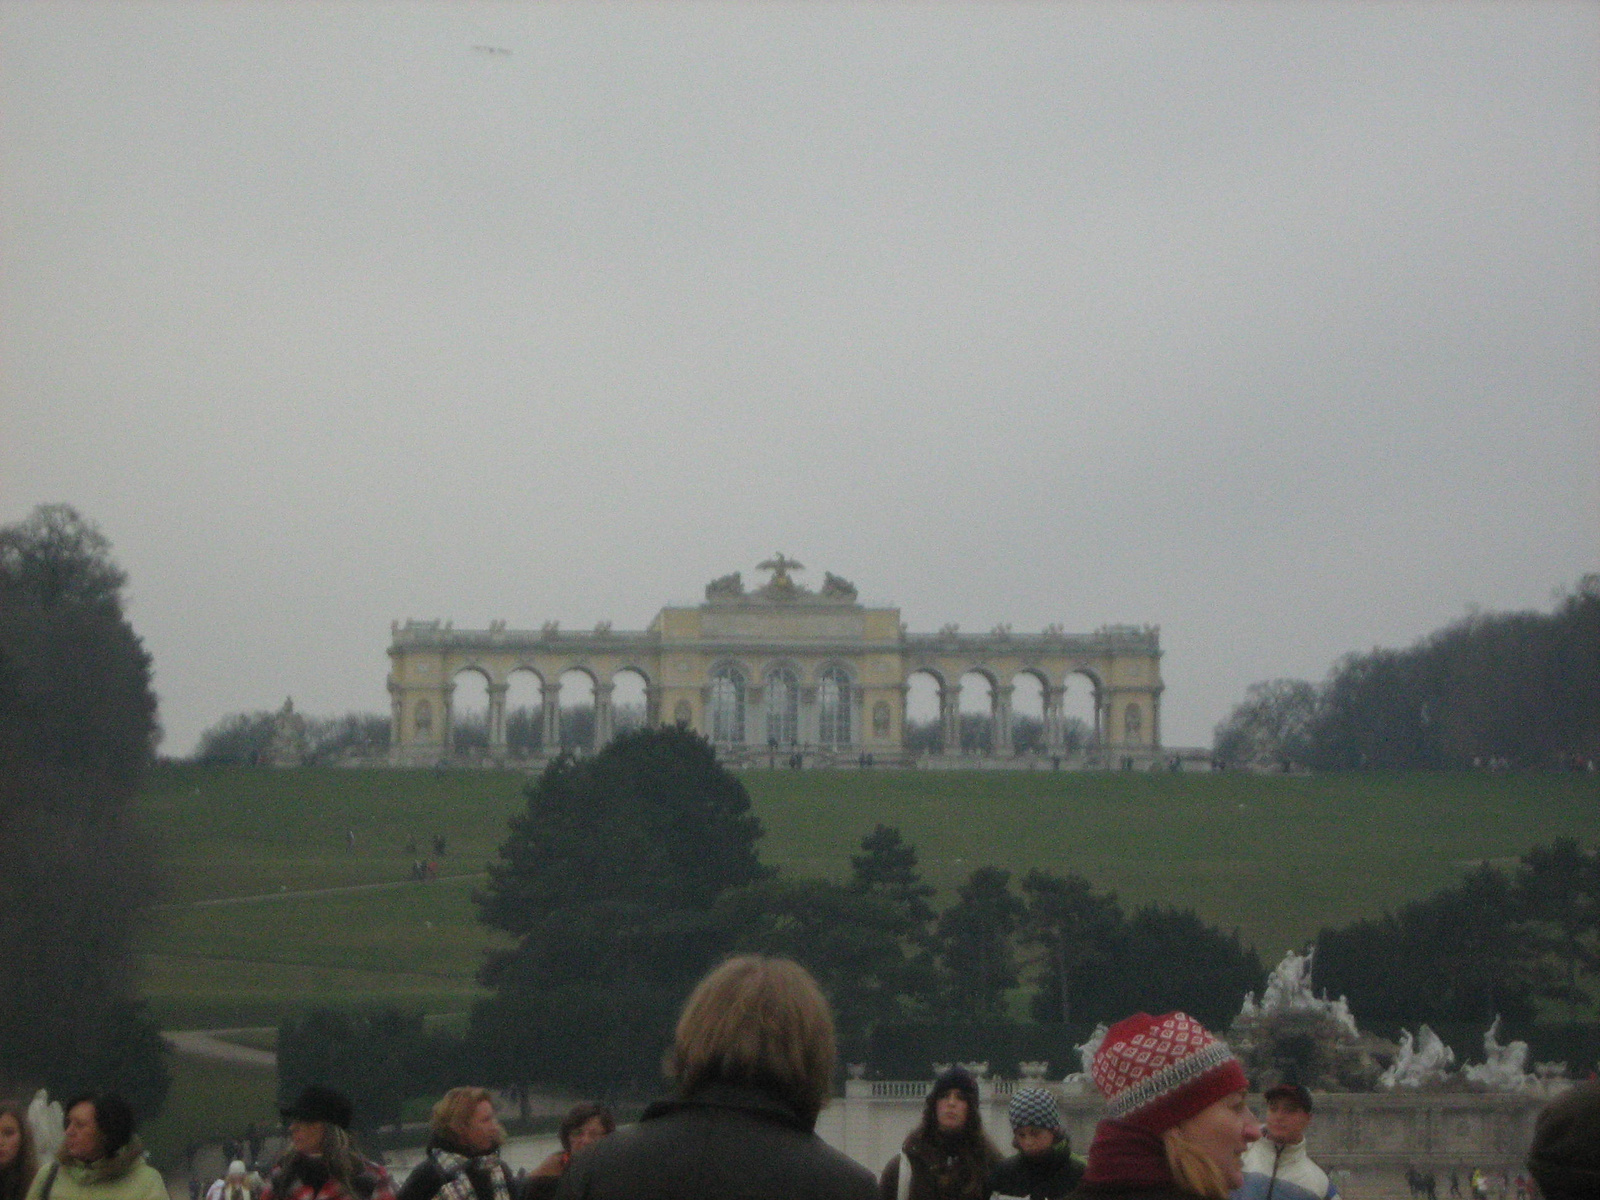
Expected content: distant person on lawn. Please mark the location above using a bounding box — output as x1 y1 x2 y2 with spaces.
22 1093 165 1200
261 1087 393 1200
397 1088 515 1200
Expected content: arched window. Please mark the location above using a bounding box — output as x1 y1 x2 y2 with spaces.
1125 702 1143 742
766 666 799 746
414 698 432 736
818 666 852 746
710 665 745 744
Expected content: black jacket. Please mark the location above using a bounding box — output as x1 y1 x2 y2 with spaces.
554 1082 876 1200
991 1146 1085 1200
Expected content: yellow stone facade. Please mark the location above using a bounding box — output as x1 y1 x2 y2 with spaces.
386 559 1163 766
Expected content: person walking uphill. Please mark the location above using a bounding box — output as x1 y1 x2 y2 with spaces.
555 954 876 1200
879 1066 1003 1200
396 1089 514 1200
262 1088 394 1200
22 1093 166 1200
1069 1012 1260 1200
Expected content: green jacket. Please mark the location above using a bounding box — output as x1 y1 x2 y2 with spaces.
24 1141 167 1200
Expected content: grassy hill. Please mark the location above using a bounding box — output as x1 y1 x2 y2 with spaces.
136 764 1599 1031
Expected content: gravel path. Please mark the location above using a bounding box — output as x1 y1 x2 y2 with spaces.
162 1029 277 1067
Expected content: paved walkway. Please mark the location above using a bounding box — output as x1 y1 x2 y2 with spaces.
152 873 485 909
163 1029 277 1067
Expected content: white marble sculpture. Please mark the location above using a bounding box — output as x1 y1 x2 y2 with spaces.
958 1061 990 1080
1062 1023 1108 1093
1239 949 1360 1038
1462 1016 1536 1091
27 1090 63 1160
1380 1025 1457 1089
1019 1061 1049 1081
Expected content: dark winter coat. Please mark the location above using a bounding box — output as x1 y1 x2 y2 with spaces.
991 1145 1085 1200
553 1082 875 1200
878 1129 1003 1200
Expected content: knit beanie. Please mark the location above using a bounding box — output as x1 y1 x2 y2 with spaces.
1009 1087 1063 1133
1090 1012 1248 1135
1527 1082 1600 1200
931 1064 981 1106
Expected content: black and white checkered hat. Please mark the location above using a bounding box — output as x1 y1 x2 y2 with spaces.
1008 1086 1062 1132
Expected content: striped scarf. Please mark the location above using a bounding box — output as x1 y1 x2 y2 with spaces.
428 1148 512 1200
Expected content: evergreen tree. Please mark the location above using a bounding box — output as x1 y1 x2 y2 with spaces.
1020 869 1122 1028
0 505 168 1113
716 877 914 1061
936 867 1024 1018
469 726 767 1092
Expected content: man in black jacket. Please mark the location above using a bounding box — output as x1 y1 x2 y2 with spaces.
556 956 875 1200
990 1088 1084 1200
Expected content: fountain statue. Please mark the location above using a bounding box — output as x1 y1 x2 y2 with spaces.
1462 1016 1539 1092
1230 949 1380 1090
1062 1023 1107 1093
1380 1026 1456 1089
27 1090 63 1159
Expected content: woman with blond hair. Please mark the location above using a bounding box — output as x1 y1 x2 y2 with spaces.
556 955 875 1200
1068 1013 1261 1200
396 1089 513 1200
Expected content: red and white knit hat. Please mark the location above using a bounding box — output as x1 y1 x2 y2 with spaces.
1091 1011 1249 1134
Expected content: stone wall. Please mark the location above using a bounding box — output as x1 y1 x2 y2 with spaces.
815 1082 1553 1193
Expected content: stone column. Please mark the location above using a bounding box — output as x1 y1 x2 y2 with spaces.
643 683 660 727
993 684 1014 756
486 682 508 753
799 686 819 752
441 681 456 752
541 680 562 751
593 681 615 750
942 682 962 754
387 680 403 748
747 685 767 750
1043 685 1065 753
1151 691 1163 749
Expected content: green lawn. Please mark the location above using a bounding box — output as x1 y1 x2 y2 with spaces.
140 1052 279 1170
135 764 1599 1030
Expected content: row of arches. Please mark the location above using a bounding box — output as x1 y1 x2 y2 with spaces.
904 668 1118 755
424 666 651 755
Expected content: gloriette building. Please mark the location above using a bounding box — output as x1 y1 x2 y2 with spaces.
386 557 1163 766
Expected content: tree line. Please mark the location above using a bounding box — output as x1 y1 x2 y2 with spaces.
1315 837 1600 1043
1214 577 1600 770
281 726 1263 1116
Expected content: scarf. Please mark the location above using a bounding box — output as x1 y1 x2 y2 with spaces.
429 1147 512 1200
1082 1119 1175 1190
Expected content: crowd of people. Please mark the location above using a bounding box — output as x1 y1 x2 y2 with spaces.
5 956 1598 1200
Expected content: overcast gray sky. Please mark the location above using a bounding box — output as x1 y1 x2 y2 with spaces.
3 2 1596 755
